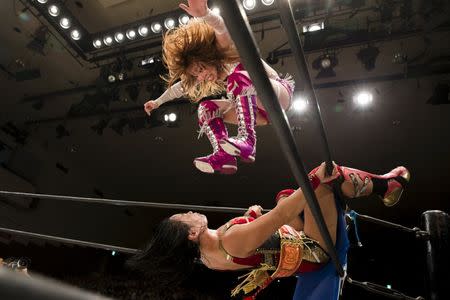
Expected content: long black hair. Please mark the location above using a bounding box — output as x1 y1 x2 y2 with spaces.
126 218 201 293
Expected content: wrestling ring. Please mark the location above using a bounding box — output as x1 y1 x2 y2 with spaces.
0 0 448 299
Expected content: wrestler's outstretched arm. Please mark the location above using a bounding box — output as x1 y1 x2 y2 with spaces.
179 0 234 51
221 163 338 258
144 82 184 115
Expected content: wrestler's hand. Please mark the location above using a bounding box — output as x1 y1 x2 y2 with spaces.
144 100 159 116
179 0 208 18
314 162 340 183
244 205 263 218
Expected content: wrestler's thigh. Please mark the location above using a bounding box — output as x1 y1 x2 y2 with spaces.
255 78 291 111
303 186 338 252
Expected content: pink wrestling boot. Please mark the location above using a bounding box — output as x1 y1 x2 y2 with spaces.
193 101 237 175
337 166 411 206
220 94 257 162
220 70 258 163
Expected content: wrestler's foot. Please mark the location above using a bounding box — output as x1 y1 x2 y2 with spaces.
381 166 410 207
193 152 237 175
337 165 410 206
220 138 255 163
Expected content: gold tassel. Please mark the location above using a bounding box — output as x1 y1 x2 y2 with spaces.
230 264 274 297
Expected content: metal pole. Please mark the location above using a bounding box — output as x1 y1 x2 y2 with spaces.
220 0 344 276
277 0 334 174
422 210 450 300
0 227 138 254
0 190 250 214
352 212 429 237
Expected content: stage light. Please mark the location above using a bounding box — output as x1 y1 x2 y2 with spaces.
168 113 177 122
48 5 60 17
303 21 324 33
93 39 102 48
179 14 190 25
392 52 407 64
357 46 380 71
354 91 373 107
118 73 127 81
312 53 338 78
262 0 275 5
103 36 113 46
292 97 308 112
37 0 48 3
59 17 71 29
108 75 116 83
164 113 178 123
126 29 136 40
211 7 220 15
114 32 125 43
151 22 162 33
164 18 176 29
243 0 256 10
141 56 155 66
138 25 149 36
70 29 81 40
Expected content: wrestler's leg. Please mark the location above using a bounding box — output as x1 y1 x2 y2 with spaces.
193 100 237 174
224 77 292 125
309 164 410 206
255 77 292 111
275 190 304 231
303 185 338 253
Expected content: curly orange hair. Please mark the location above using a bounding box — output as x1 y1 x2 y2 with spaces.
162 19 239 101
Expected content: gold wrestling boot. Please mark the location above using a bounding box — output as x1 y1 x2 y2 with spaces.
337 166 411 206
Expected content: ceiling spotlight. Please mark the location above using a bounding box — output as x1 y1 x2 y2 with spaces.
141 56 155 66
303 21 324 33
70 29 81 40
292 97 308 112
108 75 116 83
164 18 176 29
312 53 338 78
59 17 71 29
262 0 275 5
114 32 125 43
179 14 190 25
138 25 149 36
168 113 177 122
243 0 256 10
103 36 113 46
392 52 407 64
118 73 127 81
126 29 136 40
48 5 60 17
357 45 380 71
354 91 373 107
37 0 48 3
211 7 221 15
93 39 102 48
151 22 162 33
164 113 177 123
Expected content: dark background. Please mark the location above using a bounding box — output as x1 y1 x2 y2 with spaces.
0 0 449 299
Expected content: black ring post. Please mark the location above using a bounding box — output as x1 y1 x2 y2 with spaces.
277 0 334 174
220 0 344 276
422 210 450 300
